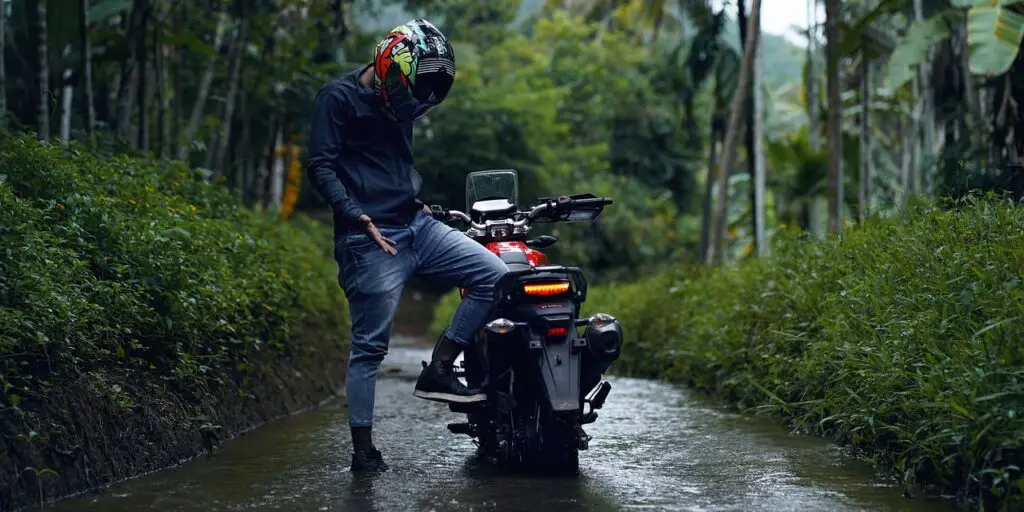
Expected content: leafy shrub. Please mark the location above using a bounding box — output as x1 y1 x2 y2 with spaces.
587 196 1024 508
0 132 346 413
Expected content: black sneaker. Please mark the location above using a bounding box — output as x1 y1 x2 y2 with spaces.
413 361 487 404
351 446 388 473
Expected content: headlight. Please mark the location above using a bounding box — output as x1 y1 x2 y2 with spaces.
488 223 510 238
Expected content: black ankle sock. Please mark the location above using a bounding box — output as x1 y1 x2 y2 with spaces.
431 335 462 364
352 426 373 452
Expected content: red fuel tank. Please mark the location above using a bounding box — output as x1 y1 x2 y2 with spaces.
459 241 548 299
485 241 548 267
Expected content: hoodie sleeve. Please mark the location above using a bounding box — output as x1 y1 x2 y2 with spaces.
306 87 365 223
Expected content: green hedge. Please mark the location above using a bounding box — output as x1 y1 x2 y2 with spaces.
0 132 347 426
430 197 1023 508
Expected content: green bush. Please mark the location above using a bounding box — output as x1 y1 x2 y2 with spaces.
429 196 1024 507
588 196 1024 508
0 132 347 412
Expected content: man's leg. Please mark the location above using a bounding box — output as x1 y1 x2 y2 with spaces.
408 214 509 402
335 228 413 471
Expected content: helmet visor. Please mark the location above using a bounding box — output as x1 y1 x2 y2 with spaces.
412 58 454 105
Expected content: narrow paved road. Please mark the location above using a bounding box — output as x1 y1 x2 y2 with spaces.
60 337 953 511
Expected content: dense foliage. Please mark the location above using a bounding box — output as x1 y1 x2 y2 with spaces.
594 196 1024 507
0 132 347 431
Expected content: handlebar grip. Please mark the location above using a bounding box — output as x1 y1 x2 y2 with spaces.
570 197 613 207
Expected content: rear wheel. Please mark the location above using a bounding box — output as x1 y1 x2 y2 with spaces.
517 405 580 474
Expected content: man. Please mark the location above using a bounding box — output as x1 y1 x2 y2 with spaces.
305 19 508 473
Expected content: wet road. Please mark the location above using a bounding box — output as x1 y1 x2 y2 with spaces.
59 337 954 511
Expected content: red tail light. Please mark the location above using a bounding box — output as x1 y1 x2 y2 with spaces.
522 281 570 297
547 326 569 337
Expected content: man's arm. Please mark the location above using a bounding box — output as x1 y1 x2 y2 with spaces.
306 87 365 224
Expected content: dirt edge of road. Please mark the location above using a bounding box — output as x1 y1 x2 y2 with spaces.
1 320 349 512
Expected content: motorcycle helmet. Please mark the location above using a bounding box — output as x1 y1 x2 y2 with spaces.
372 19 456 122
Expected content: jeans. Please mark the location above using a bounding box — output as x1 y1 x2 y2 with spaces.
334 211 509 428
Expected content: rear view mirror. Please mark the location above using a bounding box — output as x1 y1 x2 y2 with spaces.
526 235 558 249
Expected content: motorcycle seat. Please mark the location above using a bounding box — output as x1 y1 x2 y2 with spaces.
498 251 533 271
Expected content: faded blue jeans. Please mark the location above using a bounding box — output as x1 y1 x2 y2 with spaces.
334 211 509 428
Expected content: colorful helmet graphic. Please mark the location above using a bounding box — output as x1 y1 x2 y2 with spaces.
372 19 455 122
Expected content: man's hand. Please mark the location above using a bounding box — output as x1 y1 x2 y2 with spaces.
422 204 432 216
358 214 398 255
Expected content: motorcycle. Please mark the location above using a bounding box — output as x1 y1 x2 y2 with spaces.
429 169 624 473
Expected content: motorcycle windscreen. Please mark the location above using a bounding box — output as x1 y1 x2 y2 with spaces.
465 169 519 212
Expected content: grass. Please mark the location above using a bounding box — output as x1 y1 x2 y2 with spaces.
0 132 348 508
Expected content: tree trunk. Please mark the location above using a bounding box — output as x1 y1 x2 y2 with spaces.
859 54 870 220
171 4 184 154
179 10 228 160
269 125 285 211
135 0 149 151
236 92 250 203
156 11 171 158
807 0 820 151
824 0 842 234
911 76 922 196
80 0 96 138
208 17 249 177
699 115 721 261
254 116 277 208
959 20 984 164
753 17 766 256
737 0 759 251
1 0 8 130
710 0 762 263
60 45 73 143
115 5 143 143
900 114 912 210
912 0 934 196
36 0 50 139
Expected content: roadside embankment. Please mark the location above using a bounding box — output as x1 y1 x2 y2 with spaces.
0 134 349 510
431 196 1023 509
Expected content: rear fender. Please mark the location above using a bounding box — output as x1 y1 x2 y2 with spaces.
527 316 584 414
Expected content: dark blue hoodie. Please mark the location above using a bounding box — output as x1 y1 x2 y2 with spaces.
306 64 424 235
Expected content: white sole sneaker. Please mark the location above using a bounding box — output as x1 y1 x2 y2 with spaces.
413 389 487 403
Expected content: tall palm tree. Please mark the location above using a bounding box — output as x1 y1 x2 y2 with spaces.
737 0 766 254
807 0 820 151
825 0 842 233
80 0 96 138
711 0 762 263
36 0 49 139
0 0 7 130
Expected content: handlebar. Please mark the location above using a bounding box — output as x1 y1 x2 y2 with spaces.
435 195 613 232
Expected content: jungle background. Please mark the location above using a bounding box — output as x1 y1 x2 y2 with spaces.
2 0 1024 509
4 0 1019 284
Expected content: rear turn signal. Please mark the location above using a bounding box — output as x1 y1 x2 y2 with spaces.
485 318 516 334
522 281 571 297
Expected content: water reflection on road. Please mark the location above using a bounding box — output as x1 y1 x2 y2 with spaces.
60 338 953 511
